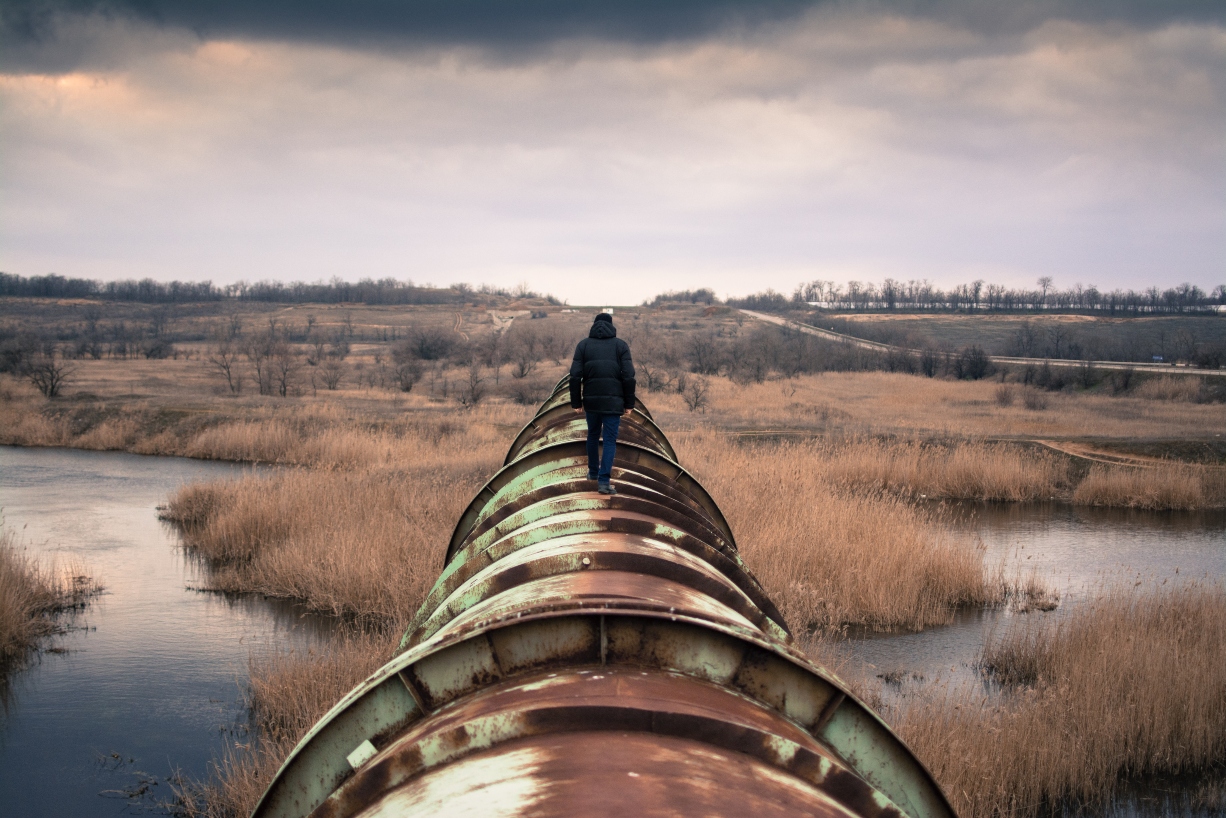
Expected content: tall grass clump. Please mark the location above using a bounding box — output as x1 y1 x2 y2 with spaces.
164 465 486 626
890 585 1226 817
176 630 396 818
162 409 509 623
0 528 98 666
177 408 518 469
0 392 529 471
1072 463 1208 510
677 431 1002 633
1133 375 1201 402
817 438 1066 502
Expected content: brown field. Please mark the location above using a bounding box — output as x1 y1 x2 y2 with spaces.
891 585 1226 818
4 299 1225 816
5 363 1223 509
0 528 98 668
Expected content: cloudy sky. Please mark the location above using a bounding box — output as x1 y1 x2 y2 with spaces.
1 1 1222 304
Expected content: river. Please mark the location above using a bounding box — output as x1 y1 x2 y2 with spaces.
0 446 1222 817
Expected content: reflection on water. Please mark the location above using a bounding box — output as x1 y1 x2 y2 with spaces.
957 502 1226 594
843 501 1226 818
846 502 1226 686
0 446 334 818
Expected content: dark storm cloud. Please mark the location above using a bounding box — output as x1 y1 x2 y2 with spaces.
4 1 812 60
4 0 1224 55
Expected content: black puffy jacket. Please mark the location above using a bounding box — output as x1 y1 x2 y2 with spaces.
569 317 636 414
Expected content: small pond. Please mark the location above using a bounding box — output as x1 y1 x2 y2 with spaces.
0 446 334 817
844 502 1226 688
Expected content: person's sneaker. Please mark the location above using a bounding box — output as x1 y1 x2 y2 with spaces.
597 483 617 495
587 473 598 481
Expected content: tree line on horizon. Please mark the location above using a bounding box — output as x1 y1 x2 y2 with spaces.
650 277 1226 316
0 273 558 306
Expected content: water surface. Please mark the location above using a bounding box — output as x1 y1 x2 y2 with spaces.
0 446 333 818
844 502 1226 687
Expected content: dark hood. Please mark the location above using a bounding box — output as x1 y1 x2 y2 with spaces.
589 321 616 339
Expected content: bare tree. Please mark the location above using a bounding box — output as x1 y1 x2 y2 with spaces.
538 323 571 364
401 325 456 361
320 358 345 390
1037 276 1053 305
245 332 276 395
207 338 243 394
328 331 350 360
25 350 75 398
507 324 543 379
681 375 710 413
307 335 327 366
457 361 487 406
686 332 723 375
638 363 674 393
394 359 422 393
270 344 301 397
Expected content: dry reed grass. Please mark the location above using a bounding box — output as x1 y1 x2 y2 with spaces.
175 630 397 818
164 463 492 625
675 430 1006 633
1072 463 1209 510
891 585 1226 817
1 384 532 469
1133 375 1202 402
164 426 1064 634
0 528 99 666
816 438 1066 502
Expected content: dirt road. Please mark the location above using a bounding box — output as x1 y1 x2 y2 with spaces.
740 310 1225 377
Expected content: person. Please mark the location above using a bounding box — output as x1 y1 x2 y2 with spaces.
570 312 635 495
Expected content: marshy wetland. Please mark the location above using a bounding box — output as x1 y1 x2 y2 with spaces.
1 296 1224 817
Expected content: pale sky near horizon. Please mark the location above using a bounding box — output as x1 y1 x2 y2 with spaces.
1 1 1223 305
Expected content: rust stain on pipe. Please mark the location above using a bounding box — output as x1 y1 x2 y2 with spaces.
251 376 957 818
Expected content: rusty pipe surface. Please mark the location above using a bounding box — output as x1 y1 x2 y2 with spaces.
251 377 957 818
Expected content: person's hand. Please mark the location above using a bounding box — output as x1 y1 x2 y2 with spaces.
623 408 632 416
573 407 584 414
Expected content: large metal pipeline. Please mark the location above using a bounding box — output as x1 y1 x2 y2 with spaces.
251 377 956 818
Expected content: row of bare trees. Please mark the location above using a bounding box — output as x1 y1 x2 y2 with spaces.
202 316 576 403
206 316 353 397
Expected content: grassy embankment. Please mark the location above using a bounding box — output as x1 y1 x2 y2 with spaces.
0 528 99 669
5 367 1225 508
893 586 1226 818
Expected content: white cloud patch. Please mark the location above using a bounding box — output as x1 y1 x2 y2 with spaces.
1 10 1222 304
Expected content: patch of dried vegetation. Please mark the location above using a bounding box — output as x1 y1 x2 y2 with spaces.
174 631 396 818
1072 462 1212 510
890 585 1226 818
162 420 502 625
0 528 99 667
676 430 1008 633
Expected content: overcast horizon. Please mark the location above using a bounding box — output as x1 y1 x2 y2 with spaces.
2 1 1223 306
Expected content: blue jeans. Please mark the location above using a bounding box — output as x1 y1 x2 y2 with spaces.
585 412 621 484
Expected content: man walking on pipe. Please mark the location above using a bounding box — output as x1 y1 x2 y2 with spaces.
571 311 636 495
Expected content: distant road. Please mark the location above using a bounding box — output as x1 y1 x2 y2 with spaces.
739 310 1226 378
